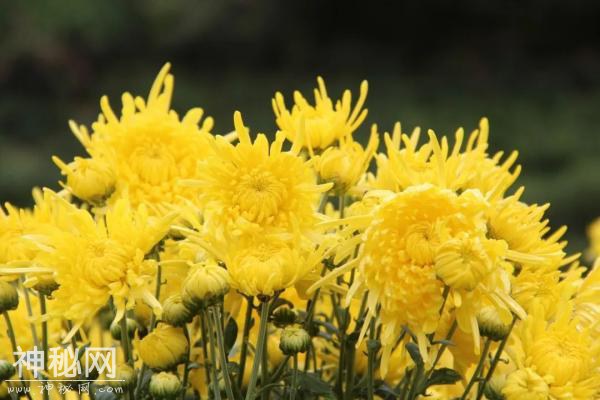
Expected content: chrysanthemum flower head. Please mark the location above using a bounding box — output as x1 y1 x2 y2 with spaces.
272 77 368 149
586 217 600 260
31 190 174 330
54 63 215 214
505 301 600 399
369 118 520 201
311 124 379 194
183 111 331 238
52 156 115 204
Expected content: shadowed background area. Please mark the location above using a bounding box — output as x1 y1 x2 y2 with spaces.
1 0 599 253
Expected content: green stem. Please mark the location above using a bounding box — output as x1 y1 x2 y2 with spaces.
119 315 134 400
343 339 356 400
425 319 458 379
149 264 162 331
475 316 517 400
181 325 191 400
210 307 236 400
201 311 221 400
244 300 270 400
238 296 254 388
366 317 376 400
260 320 269 400
39 294 48 370
2 312 19 363
461 338 492 400
290 355 298 400
20 281 39 348
38 294 50 400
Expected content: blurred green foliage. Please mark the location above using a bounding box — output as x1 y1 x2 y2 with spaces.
1 0 599 254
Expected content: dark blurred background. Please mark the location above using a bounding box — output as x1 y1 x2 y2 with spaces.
1 0 599 253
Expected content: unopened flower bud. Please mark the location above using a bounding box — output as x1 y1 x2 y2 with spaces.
110 318 137 341
0 360 15 381
271 306 297 328
162 295 194 327
483 375 506 400
149 372 182 399
0 281 19 313
108 364 136 389
477 307 511 341
139 324 188 370
279 326 311 355
33 275 59 296
182 262 230 310
53 156 115 204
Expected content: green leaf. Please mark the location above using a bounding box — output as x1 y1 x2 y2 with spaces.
295 371 334 396
405 342 424 368
426 367 461 387
224 317 238 354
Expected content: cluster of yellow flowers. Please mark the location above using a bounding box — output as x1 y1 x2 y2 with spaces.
0 64 599 400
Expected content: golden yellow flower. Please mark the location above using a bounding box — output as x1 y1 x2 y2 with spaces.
272 77 368 149
138 324 188 370
368 118 520 201
31 190 173 327
311 124 379 194
183 111 330 238
506 301 600 399
503 368 551 400
181 260 230 308
52 156 115 204
55 63 215 214
586 217 600 260
311 184 524 375
573 258 600 334
224 233 332 297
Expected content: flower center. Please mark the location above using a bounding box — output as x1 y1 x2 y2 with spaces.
84 240 130 287
530 334 588 385
130 142 176 184
234 170 286 224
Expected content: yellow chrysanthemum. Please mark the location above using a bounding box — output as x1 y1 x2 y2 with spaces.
272 77 368 149
53 63 215 213
311 184 525 376
487 187 574 271
586 217 600 260
311 124 379 194
573 258 600 333
368 118 520 201
32 190 174 329
505 301 600 399
182 227 333 298
182 111 331 238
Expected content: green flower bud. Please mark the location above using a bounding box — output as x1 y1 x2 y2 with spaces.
483 375 506 400
271 306 297 328
0 281 18 313
149 372 182 400
33 276 59 297
162 295 194 327
477 307 511 341
279 326 311 355
108 364 136 389
109 318 137 341
0 360 15 381
182 263 230 310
